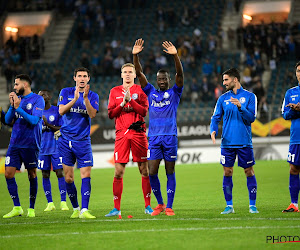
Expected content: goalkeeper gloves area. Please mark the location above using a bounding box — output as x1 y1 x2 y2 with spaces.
128 121 146 132
54 130 61 140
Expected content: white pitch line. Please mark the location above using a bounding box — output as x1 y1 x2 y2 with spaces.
1 217 300 226
1 225 300 239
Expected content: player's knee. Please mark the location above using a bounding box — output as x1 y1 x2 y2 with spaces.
65 176 74 183
224 167 233 176
55 169 64 178
42 171 50 179
27 170 37 179
5 172 14 179
244 167 254 177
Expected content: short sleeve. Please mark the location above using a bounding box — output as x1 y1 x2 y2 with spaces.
58 89 68 105
90 92 99 111
142 83 155 96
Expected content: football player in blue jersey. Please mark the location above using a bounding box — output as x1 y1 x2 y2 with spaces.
282 61 300 213
133 39 184 216
3 74 45 218
57 67 99 219
210 68 259 214
38 90 69 212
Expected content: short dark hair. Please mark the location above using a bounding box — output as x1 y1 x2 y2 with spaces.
39 89 52 96
74 67 90 77
157 69 170 77
15 74 32 85
222 68 240 82
295 61 300 69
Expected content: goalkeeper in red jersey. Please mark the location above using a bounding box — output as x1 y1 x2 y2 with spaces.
105 63 153 217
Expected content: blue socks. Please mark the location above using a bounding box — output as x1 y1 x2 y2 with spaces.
81 177 91 209
6 177 20 206
166 173 176 209
149 174 164 205
223 176 233 206
289 174 300 204
66 181 79 208
42 178 53 203
58 177 67 202
29 177 38 209
247 175 257 206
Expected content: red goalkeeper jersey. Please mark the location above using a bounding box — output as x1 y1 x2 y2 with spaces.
108 84 149 133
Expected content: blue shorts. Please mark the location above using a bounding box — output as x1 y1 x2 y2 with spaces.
148 135 178 162
38 153 63 171
57 137 93 168
5 147 39 170
287 144 300 166
221 147 255 168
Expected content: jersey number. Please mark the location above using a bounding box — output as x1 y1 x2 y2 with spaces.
5 156 10 165
288 152 295 162
38 160 44 169
221 155 225 164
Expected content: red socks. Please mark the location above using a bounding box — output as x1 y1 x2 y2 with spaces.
142 176 151 207
113 176 151 210
113 177 123 210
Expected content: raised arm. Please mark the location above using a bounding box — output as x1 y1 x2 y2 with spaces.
162 41 184 88
132 38 148 88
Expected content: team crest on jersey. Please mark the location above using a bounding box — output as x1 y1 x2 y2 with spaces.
239 97 246 104
26 103 33 110
59 96 63 102
163 92 170 99
49 115 55 122
132 93 138 100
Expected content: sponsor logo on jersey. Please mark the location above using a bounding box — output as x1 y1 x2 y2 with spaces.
132 93 138 100
26 103 33 110
68 98 74 100
35 107 42 110
151 100 170 107
163 92 170 99
49 115 55 122
239 97 246 104
70 106 88 114
116 96 123 99
59 96 63 102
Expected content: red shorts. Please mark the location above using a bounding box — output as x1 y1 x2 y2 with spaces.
114 129 148 163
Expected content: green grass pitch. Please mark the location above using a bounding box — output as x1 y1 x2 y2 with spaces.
0 160 299 249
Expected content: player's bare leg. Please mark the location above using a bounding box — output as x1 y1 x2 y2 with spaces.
138 162 153 214
63 164 80 218
283 164 300 212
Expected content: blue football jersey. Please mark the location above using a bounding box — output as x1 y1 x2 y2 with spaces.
210 87 257 148
9 92 44 149
143 83 183 137
57 87 99 141
282 85 300 144
40 105 62 155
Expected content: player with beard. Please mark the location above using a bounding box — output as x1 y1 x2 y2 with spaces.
210 68 259 214
57 67 99 219
3 74 45 218
132 39 184 216
38 90 69 212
